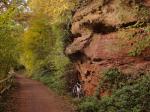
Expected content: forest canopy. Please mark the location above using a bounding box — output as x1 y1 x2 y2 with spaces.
0 0 76 92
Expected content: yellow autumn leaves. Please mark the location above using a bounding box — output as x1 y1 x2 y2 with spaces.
29 0 76 23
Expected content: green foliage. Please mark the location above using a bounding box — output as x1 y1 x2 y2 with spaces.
78 97 100 112
118 2 150 56
78 73 150 112
34 24 70 93
20 0 75 93
103 68 121 81
98 74 150 112
109 0 150 57
128 27 150 56
29 0 76 24
20 13 70 93
118 25 150 56
20 15 54 76
95 68 129 97
0 7 23 78
35 24 70 93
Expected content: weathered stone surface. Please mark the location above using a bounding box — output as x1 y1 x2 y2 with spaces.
66 0 150 96
65 33 92 55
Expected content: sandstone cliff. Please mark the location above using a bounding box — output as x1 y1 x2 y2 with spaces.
65 0 150 96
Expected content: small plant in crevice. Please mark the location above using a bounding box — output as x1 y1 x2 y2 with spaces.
103 68 121 81
118 25 150 57
128 26 150 56
95 68 128 98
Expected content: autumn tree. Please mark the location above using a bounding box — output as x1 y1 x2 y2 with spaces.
20 0 76 92
0 2 24 78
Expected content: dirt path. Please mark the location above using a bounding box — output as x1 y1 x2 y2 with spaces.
7 75 74 112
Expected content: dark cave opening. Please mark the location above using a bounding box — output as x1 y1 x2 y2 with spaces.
93 58 102 62
69 51 90 62
65 64 81 92
120 21 137 28
85 71 91 78
92 23 116 34
72 33 82 38
69 51 85 61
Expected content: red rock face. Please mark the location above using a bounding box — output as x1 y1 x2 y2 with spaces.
144 0 150 7
65 0 150 96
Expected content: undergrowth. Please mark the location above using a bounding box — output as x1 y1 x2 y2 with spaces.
32 54 70 95
77 68 150 112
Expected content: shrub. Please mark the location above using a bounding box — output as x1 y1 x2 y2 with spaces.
95 68 129 97
79 70 150 112
78 97 100 112
98 74 150 112
103 68 121 81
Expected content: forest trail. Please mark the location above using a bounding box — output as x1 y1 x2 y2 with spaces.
7 75 74 112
